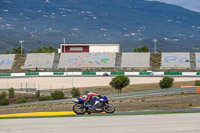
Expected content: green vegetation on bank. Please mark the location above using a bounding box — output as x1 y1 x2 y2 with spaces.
29 46 57 53
134 45 149 52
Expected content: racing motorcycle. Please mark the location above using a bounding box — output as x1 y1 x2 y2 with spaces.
71 96 115 115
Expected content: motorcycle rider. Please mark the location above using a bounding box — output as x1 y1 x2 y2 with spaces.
81 92 102 112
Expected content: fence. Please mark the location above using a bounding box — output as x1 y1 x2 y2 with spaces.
0 72 200 77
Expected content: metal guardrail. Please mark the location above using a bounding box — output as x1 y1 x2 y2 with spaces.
0 88 71 96
107 87 197 99
0 87 198 108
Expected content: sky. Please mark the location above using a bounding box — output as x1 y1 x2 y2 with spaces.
149 0 200 13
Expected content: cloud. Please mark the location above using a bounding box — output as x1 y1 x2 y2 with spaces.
148 0 200 12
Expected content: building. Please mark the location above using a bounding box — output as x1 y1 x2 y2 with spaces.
60 44 120 53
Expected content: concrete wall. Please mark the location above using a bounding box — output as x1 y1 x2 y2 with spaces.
89 46 119 53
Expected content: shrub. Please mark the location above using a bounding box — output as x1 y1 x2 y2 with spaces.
51 90 65 100
0 92 7 100
71 88 81 98
0 98 10 105
8 87 15 98
194 80 200 86
110 75 130 93
159 76 174 89
35 90 40 99
39 96 53 101
16 97 29 104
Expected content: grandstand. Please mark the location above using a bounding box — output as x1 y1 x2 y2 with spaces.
195 53 200 68
161 52 190 69
58 53 116 68
24 53 55 69
0 54 15 70
121 53 150 68
1 52 200 72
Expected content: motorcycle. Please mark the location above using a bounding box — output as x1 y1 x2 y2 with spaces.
71 96 115 115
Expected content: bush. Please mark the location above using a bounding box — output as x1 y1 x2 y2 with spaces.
0 92 7 100
39 96 53 101
51 90 65 100
35 90 40 99
16 97 29 104
110 75 130 93
0 98 10 105
8 87 15 98
159 76 174 89
194 80 200 86
71 88 81 98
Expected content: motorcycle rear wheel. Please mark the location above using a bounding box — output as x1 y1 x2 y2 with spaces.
73 104 87 115
103 104 115 114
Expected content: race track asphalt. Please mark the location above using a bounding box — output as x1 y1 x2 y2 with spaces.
0 113 200 133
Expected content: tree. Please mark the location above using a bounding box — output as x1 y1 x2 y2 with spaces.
110 75 130 93
194 80 200 86
0 92 10 106
51 90 65 100
159 76 174 89
71 88 81 98
35 90 40 99
5 49 10 54
8 87 15 98
134 45 149 52
6 45 25 54
29 46 58 53
0 92 7 101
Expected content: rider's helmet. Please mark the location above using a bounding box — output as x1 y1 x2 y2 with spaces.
86 91 94 99
86 91 93 95
81 95 87 100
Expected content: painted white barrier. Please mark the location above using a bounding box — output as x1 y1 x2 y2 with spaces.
153 72 164 76
96 72 111 76
39 72 54 76
125 72 140 76
182 72 197 76
11 73 25 77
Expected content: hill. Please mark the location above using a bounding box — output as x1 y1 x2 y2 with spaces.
0 0 200 53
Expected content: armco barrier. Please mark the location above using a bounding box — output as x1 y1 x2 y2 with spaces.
0 71 200 77
25 72 39 76
82 72 96 75
125 72 140 76
111 72 125 75
164 72 182 75
139 72 152 75
53 72 64 75
0 73 11 76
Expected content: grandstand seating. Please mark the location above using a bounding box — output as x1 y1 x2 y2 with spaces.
0 54 15 69
195 53 200 68
58 53 116 68
24 53 55 69
121 53 150 68
161 52 190 69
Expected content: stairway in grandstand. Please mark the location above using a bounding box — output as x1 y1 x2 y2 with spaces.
52 54 60 69
150 53 161 70
12 54 26 72
190 52 196 69
115 53 122 68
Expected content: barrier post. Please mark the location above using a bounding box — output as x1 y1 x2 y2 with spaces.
197 87 200 93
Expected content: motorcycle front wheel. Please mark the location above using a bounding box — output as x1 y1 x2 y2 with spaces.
73 104 87 115
103 104 115 114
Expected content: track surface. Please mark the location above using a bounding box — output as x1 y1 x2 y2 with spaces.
1 113 200 133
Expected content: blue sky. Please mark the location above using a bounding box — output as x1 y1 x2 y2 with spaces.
149 0 200 13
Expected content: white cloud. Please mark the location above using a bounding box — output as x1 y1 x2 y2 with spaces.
148 0 200 13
